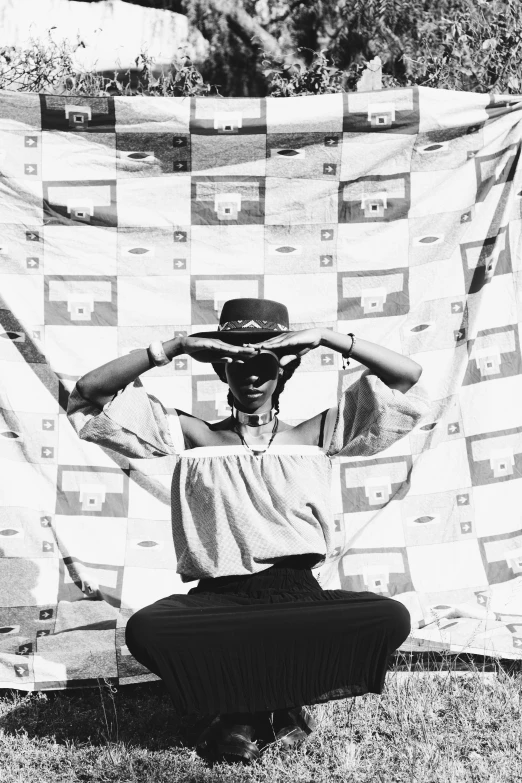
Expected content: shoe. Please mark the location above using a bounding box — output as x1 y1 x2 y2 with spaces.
195 715 222 763
213 716 261 764
271 706 317 753
273 705 317 735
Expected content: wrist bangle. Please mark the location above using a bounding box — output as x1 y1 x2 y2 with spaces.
342 333 356 371
147 341 171 367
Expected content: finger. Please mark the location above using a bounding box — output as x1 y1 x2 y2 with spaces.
279 354 298 367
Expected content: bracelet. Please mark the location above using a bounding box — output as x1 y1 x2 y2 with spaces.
342 333 356 371
147 340 171 367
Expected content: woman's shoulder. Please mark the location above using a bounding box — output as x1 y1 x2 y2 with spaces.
176 409 336 449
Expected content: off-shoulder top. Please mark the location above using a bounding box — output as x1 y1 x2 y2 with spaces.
66 369 430 583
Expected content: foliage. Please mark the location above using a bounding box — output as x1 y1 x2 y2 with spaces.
1 654 522 782
0 35 217 97
261 48 356 97
404 0 522 93
1 1 522 97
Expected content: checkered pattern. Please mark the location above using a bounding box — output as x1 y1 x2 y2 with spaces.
1 86 522 692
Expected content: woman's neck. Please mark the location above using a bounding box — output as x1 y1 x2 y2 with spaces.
228 403 277 438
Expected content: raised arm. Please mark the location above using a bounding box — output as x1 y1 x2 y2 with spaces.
76 337 183 408
248 328 429 456
76 336 258 408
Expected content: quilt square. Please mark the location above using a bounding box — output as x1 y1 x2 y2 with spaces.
474 145 519 204
191 134 266 176
40 96 116 133
401 489 477 548
191 97 266 135
460 224 512 295
0 310 46 364
463 325 522 385
478 530 522 585
44 275 117 326
55 466 130 517
343 88 420 134
117 177 191 227
340 547 414 596
191 176 265 225
0 130 41 179
340 455 413 513
190 225 264 275
338 268 409 319
43 181 117 227
117 227 190 276
339 174 410 223
114 96 191 133
266 94 343 133
116 133 190 176
190 275 262 325
466 427 522 486
41 132 116 181
411 126 485 172
400 296 468 354
265 224 339 274
266 132 341 179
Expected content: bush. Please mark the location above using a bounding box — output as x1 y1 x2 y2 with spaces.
2 1 522 98
0 37 216 97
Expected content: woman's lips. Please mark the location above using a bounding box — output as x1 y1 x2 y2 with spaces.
243 389 263 396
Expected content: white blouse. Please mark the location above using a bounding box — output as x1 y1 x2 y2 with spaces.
67 370 430 583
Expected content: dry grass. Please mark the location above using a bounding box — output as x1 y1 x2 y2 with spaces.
1 653 521 782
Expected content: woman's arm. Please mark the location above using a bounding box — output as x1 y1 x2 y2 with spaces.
251 327 423 393
76 337 183 408
76 335 258 408
319 330 422 393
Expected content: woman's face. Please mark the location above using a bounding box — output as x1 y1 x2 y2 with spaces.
225 350 280 412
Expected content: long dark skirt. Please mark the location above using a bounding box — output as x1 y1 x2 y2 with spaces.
125 555 410 717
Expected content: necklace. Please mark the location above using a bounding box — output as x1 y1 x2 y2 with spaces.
232 415 279 457
232 403 276 426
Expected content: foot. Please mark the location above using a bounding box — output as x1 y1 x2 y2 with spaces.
270 706 317 753
214 713 261 764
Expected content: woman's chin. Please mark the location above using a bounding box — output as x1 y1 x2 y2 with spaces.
236 394 266 410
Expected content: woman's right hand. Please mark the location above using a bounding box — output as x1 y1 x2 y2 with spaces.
179 335 259 364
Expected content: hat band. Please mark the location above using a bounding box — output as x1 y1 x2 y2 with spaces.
218 319 289 332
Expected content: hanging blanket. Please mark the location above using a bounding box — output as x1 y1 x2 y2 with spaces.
0 86 522 691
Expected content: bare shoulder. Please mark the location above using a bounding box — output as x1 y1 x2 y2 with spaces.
174 410 206 447
292 407 337 447
173 410 238 448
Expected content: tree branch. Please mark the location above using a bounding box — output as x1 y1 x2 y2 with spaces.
96 0 284 58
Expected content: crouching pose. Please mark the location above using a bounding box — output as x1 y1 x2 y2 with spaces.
67 297 429 765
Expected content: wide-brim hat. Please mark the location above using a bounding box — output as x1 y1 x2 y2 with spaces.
191 298 294 345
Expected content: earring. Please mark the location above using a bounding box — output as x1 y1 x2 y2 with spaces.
278 368 283 375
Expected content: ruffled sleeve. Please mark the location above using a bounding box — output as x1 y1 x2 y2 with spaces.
67 378 182 459
325 369 431 458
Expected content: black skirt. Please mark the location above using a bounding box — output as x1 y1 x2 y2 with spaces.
125 554 410 717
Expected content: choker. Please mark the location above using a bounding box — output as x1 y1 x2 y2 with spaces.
231 402 276 427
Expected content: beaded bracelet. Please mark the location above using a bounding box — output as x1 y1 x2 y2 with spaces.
342 333 356 371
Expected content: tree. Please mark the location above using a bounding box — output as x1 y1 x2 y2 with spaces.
8 0 522 95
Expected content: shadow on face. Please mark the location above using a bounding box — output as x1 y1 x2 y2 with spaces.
225 352 280 411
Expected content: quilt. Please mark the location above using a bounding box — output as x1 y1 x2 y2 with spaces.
1 86 522 691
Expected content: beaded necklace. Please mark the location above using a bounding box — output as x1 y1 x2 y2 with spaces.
232 416 279 457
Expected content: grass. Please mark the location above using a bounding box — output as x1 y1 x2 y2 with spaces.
1 653 521 783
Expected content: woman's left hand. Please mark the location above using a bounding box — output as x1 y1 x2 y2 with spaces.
244 328 323 367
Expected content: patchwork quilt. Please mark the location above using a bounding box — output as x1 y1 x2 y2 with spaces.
1 86 522 691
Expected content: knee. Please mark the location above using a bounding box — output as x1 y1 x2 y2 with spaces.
125 605 156 652
384 598 411 649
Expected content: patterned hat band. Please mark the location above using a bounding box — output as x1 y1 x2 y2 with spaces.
218 319 290 332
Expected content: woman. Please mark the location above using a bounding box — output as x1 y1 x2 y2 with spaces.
67 297 429 765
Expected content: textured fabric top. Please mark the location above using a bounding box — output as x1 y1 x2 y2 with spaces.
67 370 430 582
